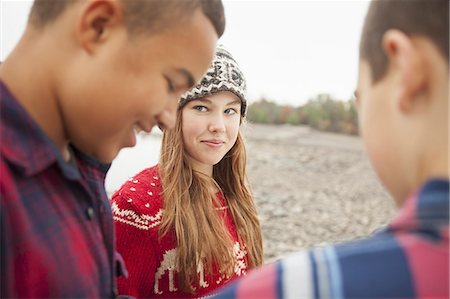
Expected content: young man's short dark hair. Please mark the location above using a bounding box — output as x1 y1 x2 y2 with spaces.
360 0 448 82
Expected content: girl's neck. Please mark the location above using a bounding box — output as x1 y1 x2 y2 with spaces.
190 159 213 177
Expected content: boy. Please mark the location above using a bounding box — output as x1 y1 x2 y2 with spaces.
0 0 224 297
213 0 449 298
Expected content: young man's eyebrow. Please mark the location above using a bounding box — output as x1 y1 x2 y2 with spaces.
177 68 196 89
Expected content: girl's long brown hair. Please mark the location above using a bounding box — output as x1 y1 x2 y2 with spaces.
159 109 263 293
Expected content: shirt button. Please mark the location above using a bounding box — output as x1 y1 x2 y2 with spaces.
86 207 95 220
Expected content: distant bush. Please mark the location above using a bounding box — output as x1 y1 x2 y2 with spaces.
246 94 359 135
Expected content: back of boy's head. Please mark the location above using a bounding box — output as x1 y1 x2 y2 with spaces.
29 0 225 37
360 0 449 83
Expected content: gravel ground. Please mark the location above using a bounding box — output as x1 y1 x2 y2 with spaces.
243 124 397 261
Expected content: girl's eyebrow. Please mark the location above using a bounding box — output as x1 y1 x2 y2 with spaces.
191 98 241 106
190 98 213 105
226 99 241 106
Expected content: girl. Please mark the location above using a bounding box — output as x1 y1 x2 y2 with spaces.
112 46 263 298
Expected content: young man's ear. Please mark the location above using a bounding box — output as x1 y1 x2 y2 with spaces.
76 0 124 54
382 29 426 113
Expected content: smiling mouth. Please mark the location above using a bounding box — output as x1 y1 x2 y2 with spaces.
202 140 225 147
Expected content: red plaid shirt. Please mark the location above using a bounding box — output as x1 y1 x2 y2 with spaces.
0 80 125 298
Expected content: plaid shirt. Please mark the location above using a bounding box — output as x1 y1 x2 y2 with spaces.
0 81 124 298
213 179 449 298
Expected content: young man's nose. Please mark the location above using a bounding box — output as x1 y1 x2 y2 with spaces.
156 103 177 130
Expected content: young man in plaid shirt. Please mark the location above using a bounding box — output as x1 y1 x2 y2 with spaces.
0 0 225 297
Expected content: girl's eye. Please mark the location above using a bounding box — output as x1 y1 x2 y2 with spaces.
194 105 208 112
224 108 238 115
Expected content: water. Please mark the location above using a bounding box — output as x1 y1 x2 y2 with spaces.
105 133 162 195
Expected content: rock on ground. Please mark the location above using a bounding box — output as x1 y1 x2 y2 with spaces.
243 124 396 262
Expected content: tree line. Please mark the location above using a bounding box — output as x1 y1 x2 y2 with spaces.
246 94 359 135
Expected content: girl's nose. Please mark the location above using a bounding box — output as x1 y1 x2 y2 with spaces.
208 114 226 133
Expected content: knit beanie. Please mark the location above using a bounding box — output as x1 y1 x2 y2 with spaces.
179 45 247 117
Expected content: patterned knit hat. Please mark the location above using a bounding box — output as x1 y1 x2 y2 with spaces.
179 45 247 117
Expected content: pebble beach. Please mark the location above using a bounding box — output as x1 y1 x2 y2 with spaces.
242 124 397 261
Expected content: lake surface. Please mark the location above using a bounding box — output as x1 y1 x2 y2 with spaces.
105 133 162 194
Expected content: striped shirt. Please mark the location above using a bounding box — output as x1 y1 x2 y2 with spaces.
213 179 449 298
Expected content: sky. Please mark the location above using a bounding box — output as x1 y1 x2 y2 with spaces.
0 0 370 106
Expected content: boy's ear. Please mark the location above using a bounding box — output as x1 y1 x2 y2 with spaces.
76 0 124 54
382 29 426 113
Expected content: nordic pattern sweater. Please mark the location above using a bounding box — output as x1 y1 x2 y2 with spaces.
111 165 249 298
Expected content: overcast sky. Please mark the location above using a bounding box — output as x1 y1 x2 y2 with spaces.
0 0 369 106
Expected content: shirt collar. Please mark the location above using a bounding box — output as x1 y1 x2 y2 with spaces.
0 80 81 179
390 178 449 230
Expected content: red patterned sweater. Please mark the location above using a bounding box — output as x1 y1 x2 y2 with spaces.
111 166 248 298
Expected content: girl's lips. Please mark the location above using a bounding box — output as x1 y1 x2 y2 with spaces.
202 140 225 148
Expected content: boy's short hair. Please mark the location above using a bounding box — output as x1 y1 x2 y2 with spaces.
360 0 448 83
29 0 225 38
